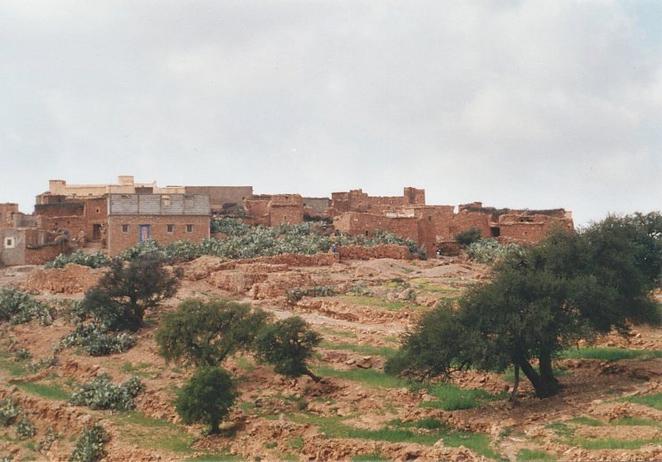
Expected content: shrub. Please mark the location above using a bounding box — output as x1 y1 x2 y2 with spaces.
79 253 181 331
286 286 336 304
254 317 321 381
0 398 20 426
156 299 268 367
455 228 483 246
69 424 108 462
70 374 143 411
45 251 110 269
175 367 237 434
466 238 524 264
16 417 36 439
0 288 54 326
60 324 136 356
37 427 60 453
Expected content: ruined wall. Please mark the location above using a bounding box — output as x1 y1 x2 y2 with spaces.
0 204 19 229
185 186 253 212
24 243 65 265
269 205 304 226
449 211 492 238
337 244 410 260
330 187 425 216
106 215 210 256
303 197 331 217
498 213 574 243
0 228 25 266
333 212 420 242
243 198 270 226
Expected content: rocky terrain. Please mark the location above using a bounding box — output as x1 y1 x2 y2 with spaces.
0 255 660 461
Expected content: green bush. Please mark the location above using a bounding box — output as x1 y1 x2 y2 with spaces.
466 238 524 264
156 299 268 367
175 367 237 434
69 424 108 462
455 228 483 246
254 317 321 381
16 416 36 439
286 286 336 304
0 398 20 426
0 288 54 325
70 374 143 411
45 251 110 269
60 324 136 356
79 254 181 331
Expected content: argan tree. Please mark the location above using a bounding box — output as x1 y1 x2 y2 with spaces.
175 367 236 434
81 252 181 331
387 213 661 398
156 298 268 367
254 316 321 382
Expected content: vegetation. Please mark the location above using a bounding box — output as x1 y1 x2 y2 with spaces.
387 214 661 398
156 299 268 367
70 374 144 411
286 286 336 304
175 367 237 434
16 416 36 439
561 347 662 361
60 323 136 356
45 251 110 269
624 393 662 410
0 398 20 426
0 288 54 326
455 227 483 246
69 424 109 462
78 253 181 331
466 238 524 264
254 317 321 381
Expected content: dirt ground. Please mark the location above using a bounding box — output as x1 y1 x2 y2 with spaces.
0 256 660 461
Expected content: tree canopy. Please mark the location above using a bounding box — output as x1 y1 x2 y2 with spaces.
387 213 661 398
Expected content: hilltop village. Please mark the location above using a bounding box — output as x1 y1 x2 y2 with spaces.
0 176 573 266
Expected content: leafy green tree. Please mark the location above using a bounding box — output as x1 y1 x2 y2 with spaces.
175 367 236 434
388 214 661 398
155 299 268 367
454 227 483 246
80 253 181 331
254 317 321 381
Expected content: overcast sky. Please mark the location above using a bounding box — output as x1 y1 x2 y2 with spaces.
1 0 660 225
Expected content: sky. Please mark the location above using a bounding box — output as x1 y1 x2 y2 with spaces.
1 0 660 226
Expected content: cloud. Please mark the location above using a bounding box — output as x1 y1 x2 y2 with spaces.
0 0 660 224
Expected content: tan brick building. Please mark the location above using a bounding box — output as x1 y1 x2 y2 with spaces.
106 194 210 256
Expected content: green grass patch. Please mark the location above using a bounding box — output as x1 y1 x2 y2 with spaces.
113 411 194 454
318 327 358 339
315 366 408 389
235 356 256 372
517 448 556 461
0 353 29 377
546 422 574 438
320 341 397 358
422 383 504 411
560 347 662 361
291 413 501 459
120 362 157 378
16 381 70 401
624 393 662 410
288 436 304 450
611 417 661 427
568 437 660 450
569 416 603 427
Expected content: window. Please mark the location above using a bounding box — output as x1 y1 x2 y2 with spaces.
163 195 171 207
4 237 15 249
122 224 129 233
186 224 193 233
167 224 175 233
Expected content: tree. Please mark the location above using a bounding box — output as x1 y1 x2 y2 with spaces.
175 367 236 434
155 298 268 367
254 317 321 381
455 228 483 246
387 214 661 398
81 253 181 331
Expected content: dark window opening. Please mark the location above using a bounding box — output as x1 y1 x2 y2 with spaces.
186 224 193 233
490 226 500 237
167 224 175 233
122 224 129 233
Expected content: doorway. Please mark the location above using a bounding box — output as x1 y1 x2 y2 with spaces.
92 224 102 241
139 224 151 242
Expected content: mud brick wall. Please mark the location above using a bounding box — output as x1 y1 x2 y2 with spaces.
0 204 19 229
337 244 410 260
185 186 253 211
449 211 491 238
269 204 304 226
334 212 420 243
107 215 210 256
24 243 65 265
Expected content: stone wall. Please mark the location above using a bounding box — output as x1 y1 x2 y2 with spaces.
185 186 253 212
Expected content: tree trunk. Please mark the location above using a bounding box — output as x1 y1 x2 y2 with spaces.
208 418 220 435
304 369 321 382
509 364 520 402
516 357 560 398
539 350 559 386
